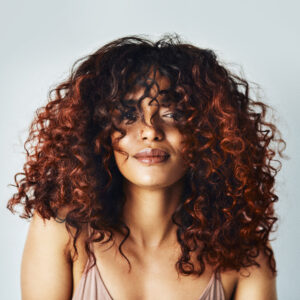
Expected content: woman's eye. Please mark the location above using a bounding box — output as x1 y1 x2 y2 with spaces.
163 112 177 120
120 110 179 124
120 110 137 123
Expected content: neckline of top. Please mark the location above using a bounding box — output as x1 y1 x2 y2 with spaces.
90 259 217 300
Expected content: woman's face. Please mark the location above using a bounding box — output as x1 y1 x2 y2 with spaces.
111 70 188 189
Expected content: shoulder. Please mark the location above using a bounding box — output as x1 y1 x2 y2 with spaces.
27 207 90 256
28 208 74 255
233 249 277 300
21 209 80 300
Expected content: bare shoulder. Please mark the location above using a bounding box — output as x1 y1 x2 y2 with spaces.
21 209 75 300
27 208 76 255
233 249 277 300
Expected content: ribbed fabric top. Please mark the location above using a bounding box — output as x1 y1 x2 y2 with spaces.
72 258 226 300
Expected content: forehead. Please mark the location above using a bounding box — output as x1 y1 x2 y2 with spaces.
123 68 172 106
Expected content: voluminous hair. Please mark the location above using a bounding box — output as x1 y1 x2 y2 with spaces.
8 34 285 276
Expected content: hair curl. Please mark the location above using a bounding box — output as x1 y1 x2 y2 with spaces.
7 34 286 277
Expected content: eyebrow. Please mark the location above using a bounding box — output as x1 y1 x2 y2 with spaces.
123 90 173 106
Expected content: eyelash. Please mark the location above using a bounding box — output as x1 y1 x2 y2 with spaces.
121 111 177 123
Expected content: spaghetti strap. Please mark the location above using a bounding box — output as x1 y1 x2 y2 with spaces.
198 271 226 300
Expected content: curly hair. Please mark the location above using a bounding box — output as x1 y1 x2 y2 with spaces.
7 34 285 277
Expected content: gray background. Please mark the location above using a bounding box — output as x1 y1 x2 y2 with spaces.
0 0 299 299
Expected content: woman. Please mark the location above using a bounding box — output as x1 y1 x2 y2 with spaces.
8 34 285 300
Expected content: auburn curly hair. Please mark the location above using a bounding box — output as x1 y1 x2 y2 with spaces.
7 34 285 277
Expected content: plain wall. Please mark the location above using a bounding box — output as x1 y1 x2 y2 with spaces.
1 0 299 299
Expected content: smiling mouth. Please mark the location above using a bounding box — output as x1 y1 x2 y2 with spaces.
134 155 170 164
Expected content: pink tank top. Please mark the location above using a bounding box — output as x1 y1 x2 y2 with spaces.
72 258 226 300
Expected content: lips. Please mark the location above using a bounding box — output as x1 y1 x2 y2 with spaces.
133 148 170 158
135 156 169 164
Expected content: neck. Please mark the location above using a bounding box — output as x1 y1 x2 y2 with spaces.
120 176 185 251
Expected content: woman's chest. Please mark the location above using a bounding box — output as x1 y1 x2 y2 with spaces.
72 240 237 300
74 261 215 299
98 258 213 299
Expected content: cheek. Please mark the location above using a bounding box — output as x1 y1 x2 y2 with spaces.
111 135 132 164
167 129 185 151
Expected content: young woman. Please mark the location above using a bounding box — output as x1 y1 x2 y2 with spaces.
8 34 285 300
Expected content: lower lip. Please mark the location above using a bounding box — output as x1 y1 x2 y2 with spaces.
134 155 170 164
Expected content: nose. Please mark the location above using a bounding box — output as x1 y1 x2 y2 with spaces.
139 98 164 141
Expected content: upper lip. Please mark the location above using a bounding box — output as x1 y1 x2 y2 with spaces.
133 148 170 158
